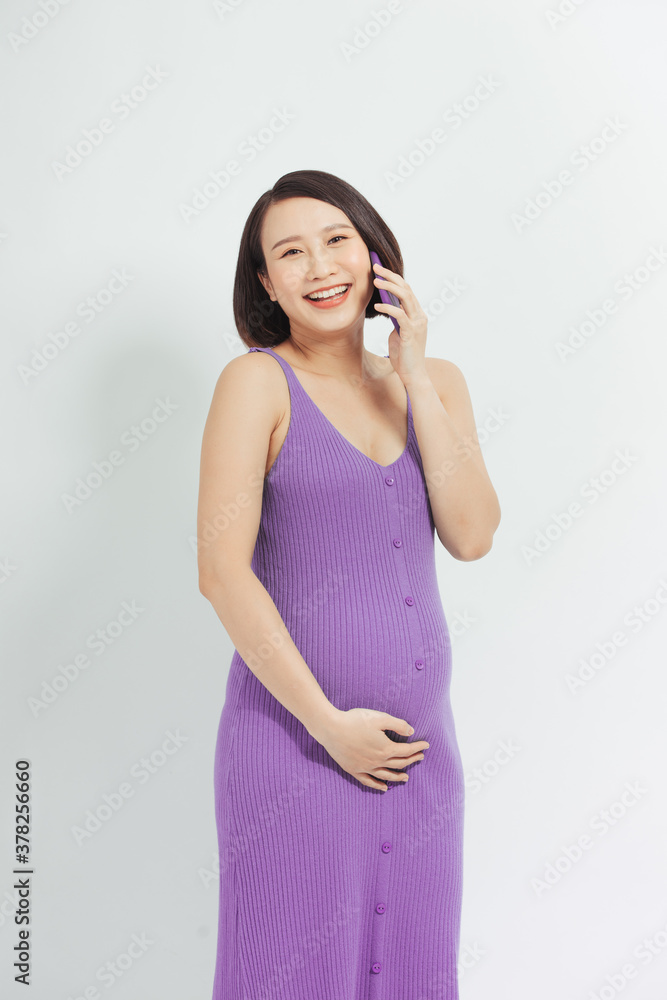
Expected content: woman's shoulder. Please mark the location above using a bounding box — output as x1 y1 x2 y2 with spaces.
209 348 288 418
220 346 285 380
423 356 477 426
424 355 468 391
424 355 465 378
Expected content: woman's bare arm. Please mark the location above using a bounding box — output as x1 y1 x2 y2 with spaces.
197 352 339 740
406 358 501 560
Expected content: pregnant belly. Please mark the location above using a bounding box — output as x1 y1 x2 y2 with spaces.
294 616 453 729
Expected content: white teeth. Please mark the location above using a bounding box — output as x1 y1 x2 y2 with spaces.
306 284 349 301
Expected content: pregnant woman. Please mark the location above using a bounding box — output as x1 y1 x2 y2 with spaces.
197 168 501 999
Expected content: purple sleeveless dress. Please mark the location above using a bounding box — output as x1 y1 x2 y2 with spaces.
212 346 465 999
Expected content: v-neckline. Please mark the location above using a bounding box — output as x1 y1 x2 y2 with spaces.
261 347 412 470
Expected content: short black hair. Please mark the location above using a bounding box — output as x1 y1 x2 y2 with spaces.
232 169 404 348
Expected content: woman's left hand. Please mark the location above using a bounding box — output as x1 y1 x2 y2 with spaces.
372 262 429 382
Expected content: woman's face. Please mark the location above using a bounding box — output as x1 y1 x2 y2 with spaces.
257 197 374 337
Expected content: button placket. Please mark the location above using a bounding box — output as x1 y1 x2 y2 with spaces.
370 825 393 989
368 468 426 993
385 474 426 733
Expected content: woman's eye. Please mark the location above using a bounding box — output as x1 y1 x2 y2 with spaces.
281 236 347 258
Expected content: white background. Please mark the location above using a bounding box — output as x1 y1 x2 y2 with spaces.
2 1 667 998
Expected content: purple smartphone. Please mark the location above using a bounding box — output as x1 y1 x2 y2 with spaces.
370 251 401 333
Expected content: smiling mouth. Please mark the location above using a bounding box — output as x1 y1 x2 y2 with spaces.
303 284 351 307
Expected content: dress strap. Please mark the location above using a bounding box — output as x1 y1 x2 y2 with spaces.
247 346 296 383
247 345 309 408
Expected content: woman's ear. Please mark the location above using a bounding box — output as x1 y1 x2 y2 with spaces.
257 270 274 300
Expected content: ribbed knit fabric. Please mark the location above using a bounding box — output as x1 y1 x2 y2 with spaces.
211 346 465 1000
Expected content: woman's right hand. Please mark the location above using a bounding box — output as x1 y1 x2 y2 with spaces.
311 707 430 790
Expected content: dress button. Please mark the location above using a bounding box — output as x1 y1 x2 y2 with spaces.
371 962 382 974
415 659 424 670
384 476 394 486
392 538 402 548
381 841 392 853
405 596 414 606
375 902 386 914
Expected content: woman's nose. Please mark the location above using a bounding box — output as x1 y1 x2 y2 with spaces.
304 253 337 279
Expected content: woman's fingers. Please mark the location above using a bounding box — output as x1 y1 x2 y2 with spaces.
385 743 429 763
359 774 390 790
